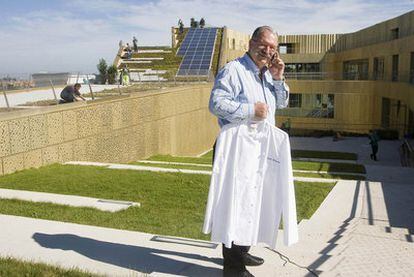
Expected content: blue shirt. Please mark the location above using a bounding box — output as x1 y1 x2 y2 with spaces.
209 53 289 128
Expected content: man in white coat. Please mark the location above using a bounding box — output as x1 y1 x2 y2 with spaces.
205 26 291 277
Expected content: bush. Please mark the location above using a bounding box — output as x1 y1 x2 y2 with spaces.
107 65 118 84
97 58 108 84
290 128 334 137
375 129 399 140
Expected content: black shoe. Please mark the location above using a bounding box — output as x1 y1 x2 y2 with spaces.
242 253 264 266
239 270 255 277
223 267 255 277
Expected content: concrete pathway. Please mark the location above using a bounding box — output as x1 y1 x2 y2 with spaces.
0 188 140 212
0 213 309 276
137 160 365 177
65 161 341 183
273 180 414 276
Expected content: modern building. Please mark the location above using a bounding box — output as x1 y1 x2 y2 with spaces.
216 10 414 137
118 11 414 137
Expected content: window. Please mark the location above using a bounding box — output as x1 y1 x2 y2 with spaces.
410 52 414 84
284 63 320 79
289 94 302 108
343 59 369 80
373 57 384 80
279 45 287 54
408 109 414 136
317 94 334 118
276 93 334 118
285 64 296 73
278 43 295 54
232 38 236 50
382 98 391 128
391 28 399 40
304 63 320 72
392 55 399 82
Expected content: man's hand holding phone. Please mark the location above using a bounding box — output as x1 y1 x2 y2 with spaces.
268 51 285 80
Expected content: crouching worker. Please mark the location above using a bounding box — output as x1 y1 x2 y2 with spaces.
59 83 86 104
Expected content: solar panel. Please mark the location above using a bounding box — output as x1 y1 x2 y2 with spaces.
176 28 218 76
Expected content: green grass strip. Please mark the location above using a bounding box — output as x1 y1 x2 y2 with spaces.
294 172 365 180
292 161 366 174
0 257 98 277
292 150 357 160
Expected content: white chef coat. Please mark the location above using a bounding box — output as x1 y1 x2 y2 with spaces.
203 120 298 249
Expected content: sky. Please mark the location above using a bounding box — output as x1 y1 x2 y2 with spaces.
0 0 412 76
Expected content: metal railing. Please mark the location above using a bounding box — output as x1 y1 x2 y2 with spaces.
0 72 118 111
285 71 414 83
400 139 414 167
0 70 216 112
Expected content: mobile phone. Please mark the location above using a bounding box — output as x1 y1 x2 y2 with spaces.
269 51 279 67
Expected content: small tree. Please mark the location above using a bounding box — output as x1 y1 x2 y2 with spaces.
107 65 118 84
200 18 205 28
97 58 108 84
190 18 195 28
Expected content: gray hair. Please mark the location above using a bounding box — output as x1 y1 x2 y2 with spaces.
251 26 278 41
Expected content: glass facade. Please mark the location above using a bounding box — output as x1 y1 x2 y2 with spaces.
373 57 385 80
277 93 334 118
278 43 295 54
343 59 369 80
284 63 320 79
392 55 399 82
410 52 414 84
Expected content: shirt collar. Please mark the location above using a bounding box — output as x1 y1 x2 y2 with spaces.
242 52 260 74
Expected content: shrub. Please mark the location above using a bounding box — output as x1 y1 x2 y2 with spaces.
97 58 108 84
107 65 118 84
375 129 399 140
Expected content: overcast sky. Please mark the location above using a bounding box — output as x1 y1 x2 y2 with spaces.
0 0 412 75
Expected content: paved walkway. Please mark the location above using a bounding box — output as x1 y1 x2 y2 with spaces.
0 188 140 212
65 161 341 183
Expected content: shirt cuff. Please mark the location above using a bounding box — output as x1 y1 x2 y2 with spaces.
246 103 255 119
273 80 290 96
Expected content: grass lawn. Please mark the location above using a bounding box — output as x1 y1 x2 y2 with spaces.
292 161 366 174
293 172 365 180
146 155 366 174
0 257 98 277
291 150 357 160
0 164 334 240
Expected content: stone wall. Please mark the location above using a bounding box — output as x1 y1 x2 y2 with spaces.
0 84 219 175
